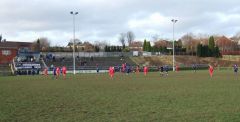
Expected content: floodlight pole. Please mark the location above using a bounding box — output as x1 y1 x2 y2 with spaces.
171 19 178 71
70 11 78 75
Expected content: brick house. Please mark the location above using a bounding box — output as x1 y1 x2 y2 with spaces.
0 41 32 64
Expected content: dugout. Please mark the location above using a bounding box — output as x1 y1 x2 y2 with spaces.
13 48 42 75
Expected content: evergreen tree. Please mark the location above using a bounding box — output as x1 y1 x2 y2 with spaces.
148 41 152 52
208 36 215 50
0 34 2 42
152 46 158 52
117 46 121 52
146 41 152 52
37 39 40 51
122 45 125 50
143 39 147 51
104 46 108 52
159 46 163 52
214 46 220 57
116 46 119 52
208 36 215 56
95 46 100 52
197 44 202 57
204 45 209 57
110 46 113 52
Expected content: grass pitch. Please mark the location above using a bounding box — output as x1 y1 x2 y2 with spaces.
0 70 240 122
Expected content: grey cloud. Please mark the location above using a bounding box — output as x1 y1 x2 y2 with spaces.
0 0 240 45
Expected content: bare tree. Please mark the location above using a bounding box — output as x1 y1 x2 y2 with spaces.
232 32 240 42
181 33 200 55
231 32 240 50
119 33 126 48
33 37 50 51
181 33 194 46
69 38 81 44
126 31 135 45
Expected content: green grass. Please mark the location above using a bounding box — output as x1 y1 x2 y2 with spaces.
0 70 240 122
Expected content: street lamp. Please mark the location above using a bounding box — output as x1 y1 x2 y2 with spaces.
171 19 178 71
70 11 78 75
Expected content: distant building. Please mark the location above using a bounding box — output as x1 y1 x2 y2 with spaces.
67 41 95 52
216 36 235 51
129 41 143 51
216 36 240 55
0 41 33 64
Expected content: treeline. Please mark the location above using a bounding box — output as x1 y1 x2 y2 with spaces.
197 45 220 57
142 39 186 54
43 46 100 52
104 46 123 52
197 36 221 57
31 32 239 58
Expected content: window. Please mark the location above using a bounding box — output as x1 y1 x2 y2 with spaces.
2 50 12 56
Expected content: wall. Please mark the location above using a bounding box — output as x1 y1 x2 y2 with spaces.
0 49 17 64
41 52 133 58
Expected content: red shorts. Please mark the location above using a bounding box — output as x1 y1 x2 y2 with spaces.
63 71 66 74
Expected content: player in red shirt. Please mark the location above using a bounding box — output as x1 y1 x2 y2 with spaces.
143 66 148 76
109 66 114 78
122 63 126 73
43 67 48 76
111 67 115 78
135 65 140 74
62 66 67 79
109 66 112 78
176 65 179 72
109 66 111 76
56 67 60 79
209 65 214 77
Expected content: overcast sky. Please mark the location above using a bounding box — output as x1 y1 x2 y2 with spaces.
1 0 240 46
